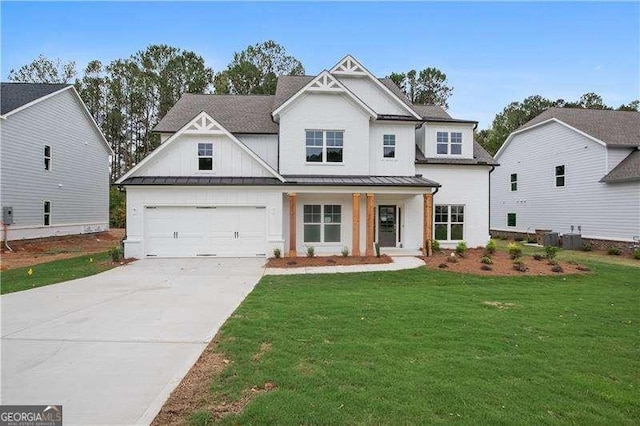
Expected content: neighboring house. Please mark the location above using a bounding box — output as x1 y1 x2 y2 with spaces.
116 55 497 259
0 83 112 241
491 107 640 246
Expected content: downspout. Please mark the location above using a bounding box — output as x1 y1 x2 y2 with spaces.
488 165 496 238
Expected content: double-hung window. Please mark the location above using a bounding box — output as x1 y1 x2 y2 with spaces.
436 132 449 154
43 201 51 226
198 143 213 170
306 130 344 163
383 134 396 158
44 145 51 170
450 132 462 154
555 165 565 187
436 132 462 155
510 173 518 191
434 204 464 241
303 204 341 243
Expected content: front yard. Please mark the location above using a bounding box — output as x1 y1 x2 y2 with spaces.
156 260 639 424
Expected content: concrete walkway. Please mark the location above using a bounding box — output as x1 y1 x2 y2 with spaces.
1 258 265 425
264 256 424 275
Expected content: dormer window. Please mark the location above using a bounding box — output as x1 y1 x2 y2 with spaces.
306 130 344 163
198 143 213 170
437 132 448 154
383 134 396 158
437 132 462 155
450 132 462 155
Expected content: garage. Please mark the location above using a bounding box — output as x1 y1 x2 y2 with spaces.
144 206 267 258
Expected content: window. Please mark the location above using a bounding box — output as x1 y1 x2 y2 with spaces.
198 143 213 170
507 213 517 227
303 204 341 243
306 130 344 163
510 173 518 191
43 201 51 226
436 132 462 155
450 132 462 155
436 132 448 154
44 145 51 170
383 134 396 158
555 165 565 187
434 204 464 241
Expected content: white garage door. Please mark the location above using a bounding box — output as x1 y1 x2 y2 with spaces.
144 206 266 258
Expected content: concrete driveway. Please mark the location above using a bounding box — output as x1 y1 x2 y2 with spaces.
1 258 265 425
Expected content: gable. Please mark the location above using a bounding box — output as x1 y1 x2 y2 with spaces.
336 76 409 116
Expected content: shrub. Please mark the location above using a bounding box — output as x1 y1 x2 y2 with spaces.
109 187 126 228
551 265 563 273
581 242 593 252
547 259 558 266
532 253 544 261
109 245 124 262
306 246 315 257
485 239 496 254
512 260 527 272
634 250 640 260
481 256 493 265
341 246 349 257
544 245 557 260
438 263 448 269
431 239 440 252
455 241 468 256
273 248 281 259
374 242 381 258
507 243 522 259
607 247 621 256
480 264 493 271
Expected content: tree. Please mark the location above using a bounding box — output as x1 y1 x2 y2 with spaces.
8 54 76 83
75 60 106 125
214 40 305 95
563 92 611 110
617 100 639 111
385 67 453 108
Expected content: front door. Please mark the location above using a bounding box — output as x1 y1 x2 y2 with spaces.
378 205 397 247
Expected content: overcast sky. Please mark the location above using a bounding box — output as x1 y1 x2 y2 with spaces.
2 1 638 129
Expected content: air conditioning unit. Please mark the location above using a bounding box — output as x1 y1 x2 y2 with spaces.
562 233 582 250
542 232 559 247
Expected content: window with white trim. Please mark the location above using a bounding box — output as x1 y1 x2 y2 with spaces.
434 204 464 241
303 204 341 243
383 134 396 158
450 132 462 155
198 143 213 170
44 145 51 170
436 132 462 155
305 130 343 163
555 165 565 187
510 173 518 191
436 132 448 154
43 201 51 226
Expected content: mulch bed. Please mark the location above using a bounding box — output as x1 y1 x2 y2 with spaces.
266 255 392 268
420 248 590 276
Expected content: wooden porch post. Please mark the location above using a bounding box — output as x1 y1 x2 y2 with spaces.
365 193 375 256
352 193 361 256
288 193 297 257
423 192 433 256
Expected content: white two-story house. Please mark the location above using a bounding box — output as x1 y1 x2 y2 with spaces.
491 108 640 247
117 55 497 258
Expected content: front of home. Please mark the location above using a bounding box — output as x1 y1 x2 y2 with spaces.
117 55 496 259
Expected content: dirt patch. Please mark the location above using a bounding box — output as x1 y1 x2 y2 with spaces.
152 336 275 425
267 255 392 268
251 342 272 362
0 229 125 270
420 248 590 276
483 301 517 310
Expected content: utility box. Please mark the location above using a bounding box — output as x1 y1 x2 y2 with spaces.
542 232 559 247
563 233 582 250
2 207 13 225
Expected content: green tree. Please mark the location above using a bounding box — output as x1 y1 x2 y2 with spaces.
386 67 453 108
75 60 106 125
617 100 639 111
214 40 305 95
8 54 76 83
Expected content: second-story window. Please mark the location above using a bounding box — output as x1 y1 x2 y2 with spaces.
44 145 51 170
437 132 462 155
198 143 213 170
555 165 565 187
306 130 343 163
383 134 396 158
450 132 462 155
436 132 448 154
510 173 518 191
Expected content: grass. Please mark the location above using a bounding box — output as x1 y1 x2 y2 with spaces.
0 252 116 294
188 260 639 424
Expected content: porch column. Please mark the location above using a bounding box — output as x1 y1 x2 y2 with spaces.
365 193 375 256
352 193 361 256
288 192 297 257
423 192 434 256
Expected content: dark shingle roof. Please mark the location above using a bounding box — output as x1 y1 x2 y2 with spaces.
415 142 498 166
519 107 640 147
153 94 278 134
273 75 314 111
1 82 70 115
412 104 452 120
600 149 640 183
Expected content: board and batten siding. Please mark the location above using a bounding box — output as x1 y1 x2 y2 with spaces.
491 121 640 242
336 76 409 116
368 122 416 176
0 89 110 240
236 134 279 170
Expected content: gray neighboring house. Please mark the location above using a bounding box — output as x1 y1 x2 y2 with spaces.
0 83 113 241
491 107 640 246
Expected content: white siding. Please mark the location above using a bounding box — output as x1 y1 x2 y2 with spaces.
491 121 640 241
137 134 272 177
278 92 371 175
607 147 635 172
336 76 408 116
236 134 279 170
417 164 492 248
124 186 284 258
368 122 416 176
0 89 110 239
422 122 475 160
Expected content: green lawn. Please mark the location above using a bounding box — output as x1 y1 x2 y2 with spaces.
192 261 639 424
0 252 116 294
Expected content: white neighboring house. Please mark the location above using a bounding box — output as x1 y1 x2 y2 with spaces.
117 55 497 259
0 83 113 241
491 108 640 245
